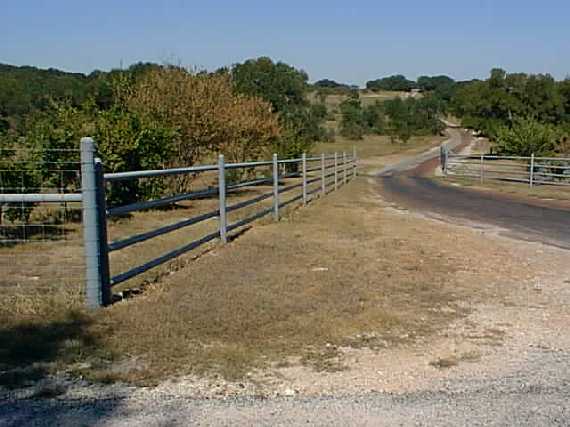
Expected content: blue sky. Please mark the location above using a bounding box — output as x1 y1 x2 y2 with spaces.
2 0 569 85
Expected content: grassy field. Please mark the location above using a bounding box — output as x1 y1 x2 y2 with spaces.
317 90 409 112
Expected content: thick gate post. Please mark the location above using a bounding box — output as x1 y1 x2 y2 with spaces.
480 154 484 184
529 153 535 188
302 153 307 205
218 154 227 243
352 146 357 179
272 153 279 221
334 152 338 190
343 151 347 185
81 137 110 308
321 153 326 195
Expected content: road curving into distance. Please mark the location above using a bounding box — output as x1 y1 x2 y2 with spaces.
377 128 570 250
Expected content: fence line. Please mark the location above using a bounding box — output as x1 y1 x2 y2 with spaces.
1 138 358 308
440 146 570 188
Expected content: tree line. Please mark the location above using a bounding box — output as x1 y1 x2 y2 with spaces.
337 93 445 142
451 68 570 156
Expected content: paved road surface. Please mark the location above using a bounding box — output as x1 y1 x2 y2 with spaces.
378 128 570 249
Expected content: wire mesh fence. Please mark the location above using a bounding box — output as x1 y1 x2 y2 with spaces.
0 147 85 308
1 140 357 309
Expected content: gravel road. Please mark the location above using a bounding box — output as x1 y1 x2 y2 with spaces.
2 347 569 426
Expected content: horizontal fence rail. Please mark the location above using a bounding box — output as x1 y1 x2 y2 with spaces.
1 138 358 308
441 146 570 188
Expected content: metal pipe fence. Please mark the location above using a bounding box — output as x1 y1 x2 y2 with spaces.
0 145 85 306
1 138 358 308
441 146 570 188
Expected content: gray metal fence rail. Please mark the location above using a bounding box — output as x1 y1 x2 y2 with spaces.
441 147 570 188
1 138 358 308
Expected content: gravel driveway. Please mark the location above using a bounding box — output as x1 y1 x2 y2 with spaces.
2 347 569 426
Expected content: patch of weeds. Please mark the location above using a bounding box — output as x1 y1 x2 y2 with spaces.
430 351 482 369
301 346 346 373
429 356 459 369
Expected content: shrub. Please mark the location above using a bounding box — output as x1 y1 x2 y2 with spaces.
495 118 560 157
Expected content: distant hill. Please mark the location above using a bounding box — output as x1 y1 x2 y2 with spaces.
0 63 91 119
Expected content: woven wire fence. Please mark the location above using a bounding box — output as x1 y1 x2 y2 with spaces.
0 146 85 308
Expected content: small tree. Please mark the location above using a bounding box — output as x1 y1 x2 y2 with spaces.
495 118 559 157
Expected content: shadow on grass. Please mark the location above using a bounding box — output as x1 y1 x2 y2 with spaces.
0 311 97 389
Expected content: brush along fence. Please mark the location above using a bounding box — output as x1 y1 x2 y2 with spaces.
0 138 357 308
440 146 570 188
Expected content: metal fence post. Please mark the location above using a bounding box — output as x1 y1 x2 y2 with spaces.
334 152 338 190
440 145 446 175
302 153 307 205
321 153 326 195
80 137 110 308
480 154 484 184
443 145 449 176
352 146 357 179
530 153 535 188
343 152 347 185
218 154 227 243
272 153 279 221
94 158 111 306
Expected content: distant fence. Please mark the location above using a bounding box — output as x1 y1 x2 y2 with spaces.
441 146 570 188
0 138 357 308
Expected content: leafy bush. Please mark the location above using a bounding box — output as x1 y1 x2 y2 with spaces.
495 118 560 157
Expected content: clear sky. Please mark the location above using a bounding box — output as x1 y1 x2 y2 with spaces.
2 0 569 85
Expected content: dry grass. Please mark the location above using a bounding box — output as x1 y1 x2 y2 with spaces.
319 90 407 112
317 134 446 176
84 178 471 384
2 175 483 387
441 175 570 207
0 132 453 388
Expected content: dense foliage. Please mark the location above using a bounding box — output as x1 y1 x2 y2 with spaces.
230 57 327 158
338 95 384 140
451 68 570 155
338 93 444 142
366 75 416 92
0 62 286 211
313 79 351 89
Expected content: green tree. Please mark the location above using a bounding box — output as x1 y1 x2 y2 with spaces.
495 118 560 156
366 75 416 92
230 57 324 157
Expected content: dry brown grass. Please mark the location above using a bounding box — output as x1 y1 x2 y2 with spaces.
441 175 570 207
317 134 446 176
3 177 481 387
317 90 409 112
0 134 455 388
